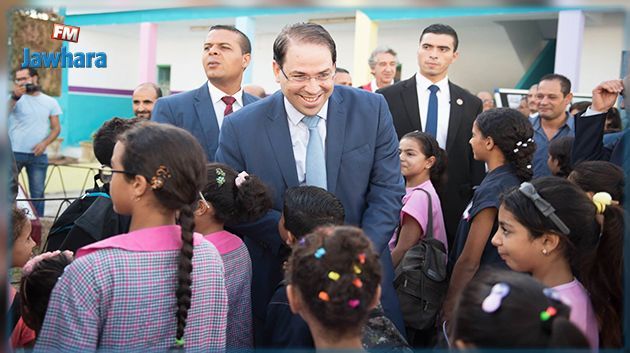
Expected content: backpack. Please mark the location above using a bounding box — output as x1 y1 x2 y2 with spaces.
45 182 130 253
393 188 448 331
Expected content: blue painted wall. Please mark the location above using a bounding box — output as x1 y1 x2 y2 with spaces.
57 94 132 146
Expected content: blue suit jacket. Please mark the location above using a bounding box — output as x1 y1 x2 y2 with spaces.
152 83 258 161
216 85 406 333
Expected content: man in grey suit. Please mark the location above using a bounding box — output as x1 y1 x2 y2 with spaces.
152 25 258 160
216 22 406 337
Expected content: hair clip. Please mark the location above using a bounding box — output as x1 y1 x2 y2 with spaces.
318 291 330 301
314 248 326 259
353 265 362 275
527 138 534 143
518 182 570 235
516 141 523 147
513 148 519 153
348 299 360 308
174 337 185 347
352 278 363 288
235 171 249 188
328 271 340 281
357 253 366 264
215 168 226 187
481 282 510 313
592 192 612 214
542 288 562 302
150 165 172 190
540 306 557 321
298 238 306 246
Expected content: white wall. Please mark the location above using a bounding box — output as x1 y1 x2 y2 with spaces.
579 12 624 93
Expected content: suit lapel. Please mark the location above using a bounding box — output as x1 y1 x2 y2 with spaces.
193 84 219 143
265 92 299 188
401 75 421 131
325 91 347 194
446 81 463 152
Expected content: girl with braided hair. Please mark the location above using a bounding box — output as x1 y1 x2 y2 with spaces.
444 108 535 321
285 226 382 350
35 123 228 352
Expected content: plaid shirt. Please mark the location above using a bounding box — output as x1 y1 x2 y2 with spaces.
35 239 228 352
222 243 253 348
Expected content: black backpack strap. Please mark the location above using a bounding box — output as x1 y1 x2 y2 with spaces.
396 187 434 244
9 294 21 332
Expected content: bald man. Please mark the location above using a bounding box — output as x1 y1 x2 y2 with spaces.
132 82 162 120
476 91 495 111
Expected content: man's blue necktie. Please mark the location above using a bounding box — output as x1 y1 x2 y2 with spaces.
303 115 327 189
426 84 439 138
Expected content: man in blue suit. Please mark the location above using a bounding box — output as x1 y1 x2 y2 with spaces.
152 25 258 160
216 23 406 337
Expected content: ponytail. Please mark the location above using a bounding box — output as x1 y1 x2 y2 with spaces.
175 204 195 347
233 173 272 223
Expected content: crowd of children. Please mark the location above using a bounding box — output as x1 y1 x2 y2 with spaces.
6 99 625 351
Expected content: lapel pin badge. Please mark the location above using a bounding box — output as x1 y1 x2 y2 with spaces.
456 98 463 106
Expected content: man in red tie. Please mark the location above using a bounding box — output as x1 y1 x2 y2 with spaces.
152 25 259 161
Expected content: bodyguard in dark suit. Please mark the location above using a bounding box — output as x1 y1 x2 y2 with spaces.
216 23 406 338
378 24 485 246
153 25 258 160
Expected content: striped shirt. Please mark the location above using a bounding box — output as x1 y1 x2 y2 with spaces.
35 225 228 352
205 230 253 348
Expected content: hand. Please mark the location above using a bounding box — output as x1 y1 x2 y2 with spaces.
12 84 26 99
32 142 47 156
591 79 623 112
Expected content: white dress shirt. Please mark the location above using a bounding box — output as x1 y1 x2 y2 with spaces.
416 73 451 149
370 79 394 92
284 97 328 184
207 81 243 130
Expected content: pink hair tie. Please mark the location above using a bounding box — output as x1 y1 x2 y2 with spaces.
235 171 249 188
22 250 73 276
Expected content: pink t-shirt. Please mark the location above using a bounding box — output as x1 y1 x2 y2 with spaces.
553 279 599 348
389 180 448 254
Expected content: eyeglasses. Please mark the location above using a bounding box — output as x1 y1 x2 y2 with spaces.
518 182 570 235
280 67 334 84
98 166 135 183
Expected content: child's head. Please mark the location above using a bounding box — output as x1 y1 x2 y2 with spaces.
569 160 624 204
471 108 535 181
399 131 446 189
196 163 271 228
451 269 589 348
19 251 73 334
547 136 573 178
604 107 622 133
280 186 345 245
12 206 35 268
113 122 207 347
285 226 381 344
93 117 141 167
493 176 623 347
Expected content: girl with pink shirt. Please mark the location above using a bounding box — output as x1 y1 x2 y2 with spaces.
390 131 448 267
492 176 623 348
194 163 272 348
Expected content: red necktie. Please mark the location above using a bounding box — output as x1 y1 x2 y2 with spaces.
222 96 236 116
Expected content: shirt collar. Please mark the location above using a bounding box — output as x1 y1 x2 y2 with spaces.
371 79 393 92
284 96 329 126
416 73 449 93
531 112 574 132
207 81 243 107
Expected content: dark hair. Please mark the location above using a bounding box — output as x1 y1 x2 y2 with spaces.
209 25 252 54
283 186 345 239
273 22 336 67
19 252 73 334
201 163 271 224
604 107 622 132
539 74 572 97
475 108 535 181
569 160 624 204
286 226 381 339
118 122 207 347
11 206 28 241
501 177 623 347
93 117 140 167
14 67 38 77
569 101 590 115
547 136 574 178
335 67 349 74
452 269 589 348
400 131 447 192
419 23 459 51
